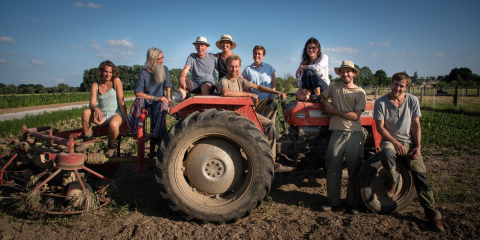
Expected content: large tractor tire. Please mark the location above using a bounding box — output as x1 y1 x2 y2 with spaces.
156 109 275 223
357 153 416 214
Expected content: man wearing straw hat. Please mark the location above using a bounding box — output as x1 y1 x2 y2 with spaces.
179 36 217 96
320 60 366 215
374 72 445 232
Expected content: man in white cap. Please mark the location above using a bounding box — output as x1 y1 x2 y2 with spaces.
320 60 366 215
179 36 217 96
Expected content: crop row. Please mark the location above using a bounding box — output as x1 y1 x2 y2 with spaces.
422 111 480 154
0 91 135 109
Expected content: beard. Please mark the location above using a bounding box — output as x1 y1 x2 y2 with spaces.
152 63 166 84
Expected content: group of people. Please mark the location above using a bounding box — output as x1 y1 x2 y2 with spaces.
76 35 444 233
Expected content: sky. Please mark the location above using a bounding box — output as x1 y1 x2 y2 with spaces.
0 0 479 87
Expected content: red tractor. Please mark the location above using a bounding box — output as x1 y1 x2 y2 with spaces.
0 95 416 222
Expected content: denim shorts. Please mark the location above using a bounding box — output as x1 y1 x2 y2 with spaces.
99 110 125 126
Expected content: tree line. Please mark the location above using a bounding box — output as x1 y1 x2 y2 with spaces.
1 65 478 95
0 83 79 95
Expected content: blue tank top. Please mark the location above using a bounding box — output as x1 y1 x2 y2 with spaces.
97 84 120 113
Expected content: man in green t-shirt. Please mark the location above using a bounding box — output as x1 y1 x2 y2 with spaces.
320 60 366 215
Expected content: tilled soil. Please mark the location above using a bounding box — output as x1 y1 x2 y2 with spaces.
0 152 478 239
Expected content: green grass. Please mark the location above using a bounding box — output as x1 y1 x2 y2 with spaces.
0 91 135 109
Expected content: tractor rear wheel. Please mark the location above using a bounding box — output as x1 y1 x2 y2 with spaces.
156 109 274 223
357 153 416 214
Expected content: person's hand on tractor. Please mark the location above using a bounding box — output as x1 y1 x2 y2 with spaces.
156 96 169 105
179 77 186 89
278 92 287 100
301 88 309 96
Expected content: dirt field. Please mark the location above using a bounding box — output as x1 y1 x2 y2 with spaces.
0 104 479 239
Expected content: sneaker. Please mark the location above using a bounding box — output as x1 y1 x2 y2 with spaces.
321 204 341 212
274 163 296 172
346 205 359 215
431 219 445 233
74 133 94 152
384 181 396 198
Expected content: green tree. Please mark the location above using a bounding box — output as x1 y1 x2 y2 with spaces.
24 86 34 94
374 70 389 87
117 65 134 90
412 71 419 83
80 68 101 92
5 84 17 94
360 66 374 86
169 68 183 90
58 83 70 93
275 77 286 92
445 67 475 106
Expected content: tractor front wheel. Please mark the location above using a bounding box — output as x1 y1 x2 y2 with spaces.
156 109 274 223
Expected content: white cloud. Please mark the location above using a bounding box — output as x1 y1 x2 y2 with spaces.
288 58 297 63
54 78 65 83
106 39 134 49
116 51 136 61
97 52 114 59
87 3 102 9
371 51 378 58
386 52 413 58
434 52 446 57
0 36 15 43
73 2 102 8
466 56 473 60
4 51 13 55
324 46 359 54
30 60 47 66
73 39 103 51
369 42 391 46
329 58 342 66
0 59 11 64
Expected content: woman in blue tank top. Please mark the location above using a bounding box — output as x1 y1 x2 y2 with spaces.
77 60 128 157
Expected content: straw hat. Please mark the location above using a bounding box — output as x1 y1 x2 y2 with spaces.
192 36 210 47
334 60 361 76
215 34 236 50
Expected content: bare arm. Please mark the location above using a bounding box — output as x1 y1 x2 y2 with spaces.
89 82 104 125
179 65 191 89
113 78 128 122
250 82 286 99
409 117 422 159
320 95 362 121
222 88 256 97
375 119 407 156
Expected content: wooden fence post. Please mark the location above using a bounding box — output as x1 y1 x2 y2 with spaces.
420 87 424 103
